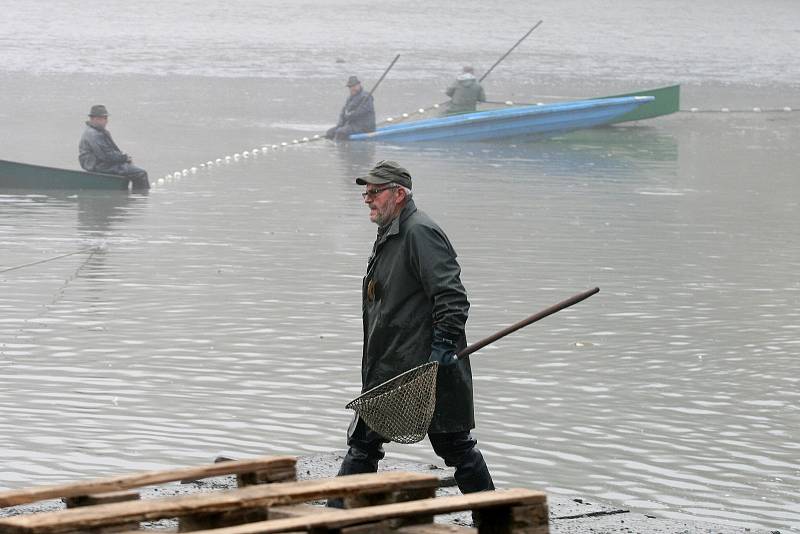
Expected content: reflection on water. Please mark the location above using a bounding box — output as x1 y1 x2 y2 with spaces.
397 125 679 180
2 111 798 532
76 192 139 235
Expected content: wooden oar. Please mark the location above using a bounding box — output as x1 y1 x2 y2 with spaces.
378 21 544 126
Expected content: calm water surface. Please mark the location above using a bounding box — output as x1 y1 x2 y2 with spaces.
1 1 799 532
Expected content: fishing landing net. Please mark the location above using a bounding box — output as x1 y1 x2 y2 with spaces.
345 362 439 444
344 288 600 444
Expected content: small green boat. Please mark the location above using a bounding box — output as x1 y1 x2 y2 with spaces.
600 84 680 124
0 159 130 191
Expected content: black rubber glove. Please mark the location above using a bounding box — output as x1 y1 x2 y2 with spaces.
429 329 459 366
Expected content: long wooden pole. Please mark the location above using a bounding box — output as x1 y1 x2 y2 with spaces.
479 20 543 82
377 22 544 126
345 54 401 120
366 54 401 99
458 287 599 360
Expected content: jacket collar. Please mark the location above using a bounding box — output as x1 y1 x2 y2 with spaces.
368 199 416 273
376 198 417 245
85 121 107 132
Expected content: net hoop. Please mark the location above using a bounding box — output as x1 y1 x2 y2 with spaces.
346 362 438 444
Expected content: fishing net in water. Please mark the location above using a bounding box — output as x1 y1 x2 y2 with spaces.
346 362 439 444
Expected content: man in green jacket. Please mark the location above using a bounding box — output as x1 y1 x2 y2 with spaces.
328 160 494 517
445 66 486 114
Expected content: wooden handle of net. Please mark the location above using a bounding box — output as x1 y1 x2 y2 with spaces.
457 287 600 360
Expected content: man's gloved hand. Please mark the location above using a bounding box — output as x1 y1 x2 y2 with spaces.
429 329 459 366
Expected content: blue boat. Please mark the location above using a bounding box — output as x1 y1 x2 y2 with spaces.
349 95 654 143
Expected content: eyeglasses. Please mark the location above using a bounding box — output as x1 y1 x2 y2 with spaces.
361 185 398 199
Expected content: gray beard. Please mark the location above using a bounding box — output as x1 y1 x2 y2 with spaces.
374 210 400 227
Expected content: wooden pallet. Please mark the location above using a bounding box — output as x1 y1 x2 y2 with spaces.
182 488 549 534
0 455 297 510
0 462 549 534
0 471 442 534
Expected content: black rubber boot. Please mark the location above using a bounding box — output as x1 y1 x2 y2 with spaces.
326 418 386 509
325 447 381 509
429 432 495 527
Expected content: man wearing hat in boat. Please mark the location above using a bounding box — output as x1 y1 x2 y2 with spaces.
79 104 150 190
445 65 486 115
325 76 376 140
327 160 495 523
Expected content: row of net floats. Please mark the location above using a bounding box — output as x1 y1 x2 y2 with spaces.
154 101 528 186
687 106 794 113
156 102 796 185
156 135 323 185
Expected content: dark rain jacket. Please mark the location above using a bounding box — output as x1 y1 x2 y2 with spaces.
361 199 475 433
79 122 129 172
445 74 486 114
336 88 376 133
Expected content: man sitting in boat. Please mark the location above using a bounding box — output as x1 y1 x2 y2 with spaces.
445 66 486 115
325 76 376 140
79 105 150 190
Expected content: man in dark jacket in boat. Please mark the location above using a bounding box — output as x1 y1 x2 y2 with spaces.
79 104 150 190
327 160 494 518
325 76 376 140
445 65 486 114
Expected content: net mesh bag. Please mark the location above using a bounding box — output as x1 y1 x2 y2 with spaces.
345 362 439 444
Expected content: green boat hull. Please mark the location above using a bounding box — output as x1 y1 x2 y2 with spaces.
600 84 680 124
0 159 130 190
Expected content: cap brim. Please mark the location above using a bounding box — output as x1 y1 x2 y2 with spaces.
355 174 392 185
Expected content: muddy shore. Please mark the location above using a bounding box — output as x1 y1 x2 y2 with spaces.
0 453 775 534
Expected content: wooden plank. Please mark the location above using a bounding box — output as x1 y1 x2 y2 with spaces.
0 456 296 508
476 502 550 534
343 484 436 509
237 466 296 487
180 508 270 531
0 472 440 534
140 489 547 534
399 524 475 534
340 521 391 534
267 504 325 519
